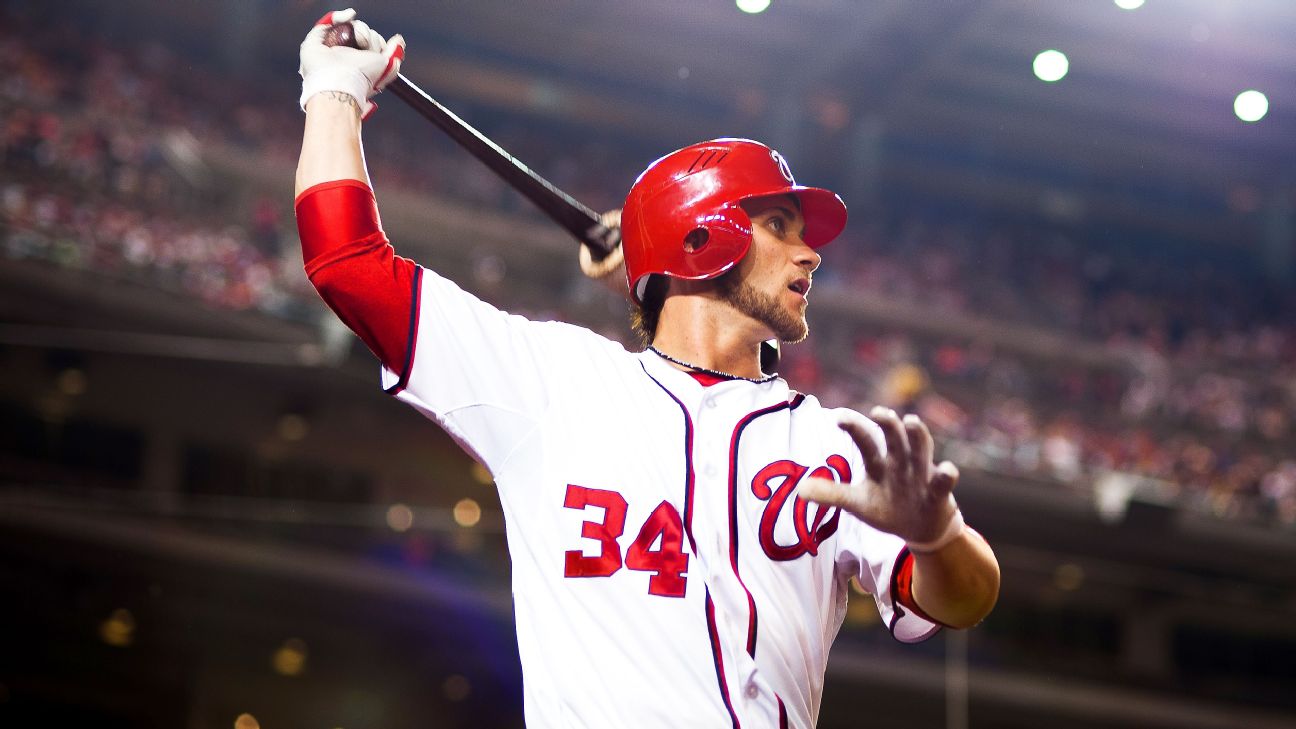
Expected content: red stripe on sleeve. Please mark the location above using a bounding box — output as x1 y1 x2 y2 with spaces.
892 548 954 628
295 180 419 375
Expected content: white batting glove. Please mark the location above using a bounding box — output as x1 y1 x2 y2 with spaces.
299 8 406 120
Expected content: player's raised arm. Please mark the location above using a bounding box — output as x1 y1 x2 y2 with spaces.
799 407 1000 628
293 9 415 374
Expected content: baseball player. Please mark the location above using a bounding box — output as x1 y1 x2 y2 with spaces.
295 10 999 728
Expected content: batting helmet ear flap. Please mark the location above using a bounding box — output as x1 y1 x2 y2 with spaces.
678 199 753 274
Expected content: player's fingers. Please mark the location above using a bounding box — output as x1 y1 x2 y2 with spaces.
579 239 624 279
931 460 959 499
362 21 386 53
903 413 933 489
350 19 376 50
796 476 859 511
600 209 622 230
837 411 885 483
870 406 911 479
316 7 356 26
302 22 328 48
375 34 406 89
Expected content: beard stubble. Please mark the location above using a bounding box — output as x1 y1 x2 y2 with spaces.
717 272 809 344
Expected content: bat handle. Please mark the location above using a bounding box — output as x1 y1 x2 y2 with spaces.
325 22 625 263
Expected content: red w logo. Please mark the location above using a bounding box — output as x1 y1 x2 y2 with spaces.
750 455 850 561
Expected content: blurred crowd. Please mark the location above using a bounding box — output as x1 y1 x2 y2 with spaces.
1 12 1292 526
781 329 1295 525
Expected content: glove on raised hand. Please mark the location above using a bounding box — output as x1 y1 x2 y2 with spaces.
299 8 405 120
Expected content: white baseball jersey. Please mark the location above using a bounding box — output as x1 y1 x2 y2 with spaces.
381 268 939 728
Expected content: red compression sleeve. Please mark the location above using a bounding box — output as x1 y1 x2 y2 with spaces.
295 180 420 376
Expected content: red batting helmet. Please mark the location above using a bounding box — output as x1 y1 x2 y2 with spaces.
621 138 847 303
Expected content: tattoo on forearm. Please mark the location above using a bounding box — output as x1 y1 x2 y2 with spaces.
323 91 360 115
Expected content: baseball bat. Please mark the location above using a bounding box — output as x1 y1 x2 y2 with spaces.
323 22 781 374
325 23 618 259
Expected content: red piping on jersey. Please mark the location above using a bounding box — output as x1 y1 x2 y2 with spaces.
706 591 742 729
383 265 422 395
644 365 741 727
641 365 699 553
727 393 807 657
891 546 955 630
777 696 788 729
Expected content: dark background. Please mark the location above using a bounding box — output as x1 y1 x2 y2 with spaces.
2 0 1294 727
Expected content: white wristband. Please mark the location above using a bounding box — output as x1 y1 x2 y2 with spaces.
906 509 966 554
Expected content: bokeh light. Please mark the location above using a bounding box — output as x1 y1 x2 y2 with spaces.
99 608 135 647
1053 563 1085 591
56 368 87 396
276 413 309 441
453 498 482 528
1113 0 1144 10
469 461 494 485
385 503 414 532
1234 89 1269 122
443 674 472 702
272 638 308 677
1033 50 1069 82
736 0 771 14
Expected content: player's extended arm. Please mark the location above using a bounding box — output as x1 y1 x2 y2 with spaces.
798 407 1000 629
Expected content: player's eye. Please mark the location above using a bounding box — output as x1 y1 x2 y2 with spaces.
766 216 786 234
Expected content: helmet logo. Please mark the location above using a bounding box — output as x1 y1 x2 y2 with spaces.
771 150 794 184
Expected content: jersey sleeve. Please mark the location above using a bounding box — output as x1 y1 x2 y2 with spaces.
829 408 942 643
296 178 606 475
836 516 941 643
379 267 600 473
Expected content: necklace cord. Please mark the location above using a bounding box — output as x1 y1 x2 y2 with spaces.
647 346 777 384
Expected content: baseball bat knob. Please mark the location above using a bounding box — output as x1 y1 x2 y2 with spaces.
323 21 359 49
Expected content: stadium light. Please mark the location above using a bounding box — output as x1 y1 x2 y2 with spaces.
1234 90 1269 122
1114 0 1145 10
736 0 771 14
1033 50 1069 83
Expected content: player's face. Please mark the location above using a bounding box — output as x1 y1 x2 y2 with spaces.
717 194 821 344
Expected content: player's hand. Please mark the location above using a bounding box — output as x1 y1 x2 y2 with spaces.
579 209 630 297
798 407 965 552
299 8 406 120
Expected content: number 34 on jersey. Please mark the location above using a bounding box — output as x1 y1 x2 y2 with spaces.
562 484 689 598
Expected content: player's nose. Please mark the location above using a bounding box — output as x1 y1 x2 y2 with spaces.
794 241 821 274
